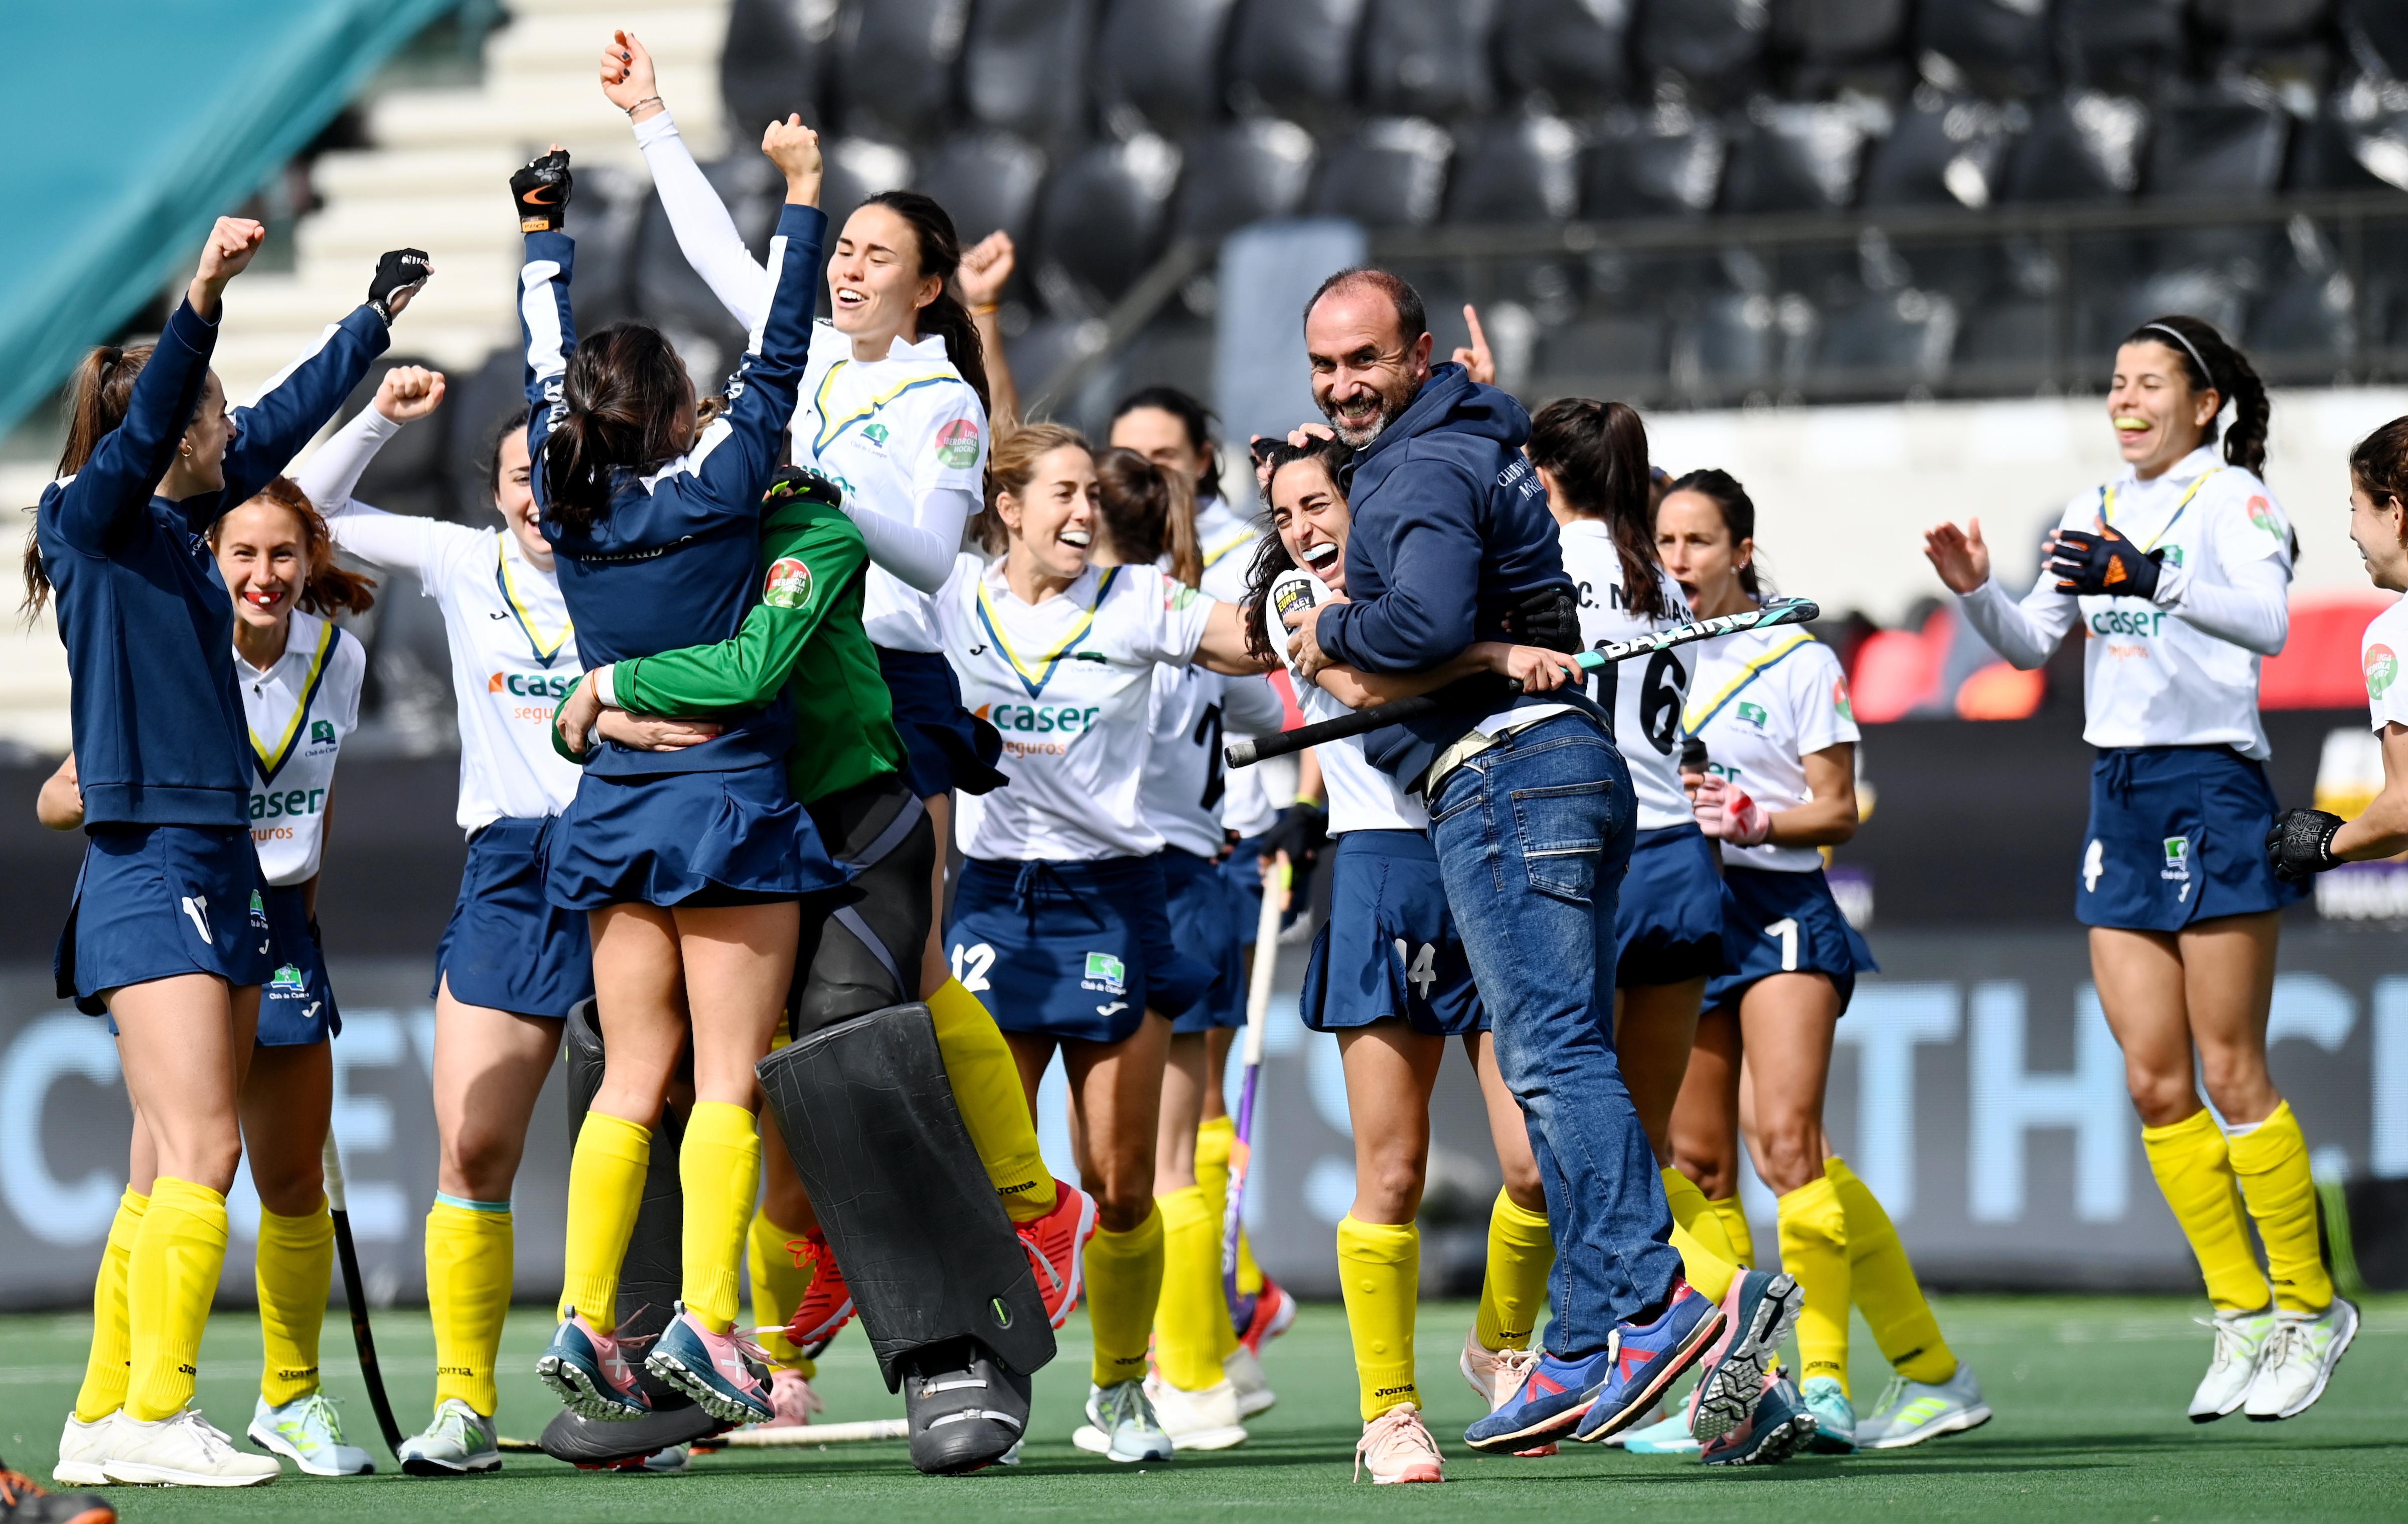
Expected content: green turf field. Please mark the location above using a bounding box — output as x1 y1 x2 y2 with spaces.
2 1296 2400 1520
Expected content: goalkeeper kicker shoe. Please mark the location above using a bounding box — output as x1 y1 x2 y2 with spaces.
902 1340 1029 1475
2244 1299 2358 1421
1857 1363 1992 1449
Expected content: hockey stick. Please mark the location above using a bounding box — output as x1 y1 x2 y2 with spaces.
322 1132 406 1458
1221 857 1288 1308
1226 596 1820 769
714 1419 913 1448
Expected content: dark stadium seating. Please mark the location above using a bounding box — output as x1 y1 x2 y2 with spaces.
1308 118 1453 228
1719 103 1871 214
1172 118 1317 242
631 154 780 351
1032 134 1183 311
913 131 1048 250
2000 94 2147 202
2196 0 2329 45
2341 0 2408 81
1816 285 1961 388
1492 0 1632 116
832 0 969 144
2248 219 2357 369
1581 108 1724 218
963 0 1093 146
1445 114 1581 225
1092 0 1236 140
820 137 914 221
2285 104 2401 193
2146 98 2292 202
1536 313 1669 387
720 0 838 135
1860 94 2020 209
1636 0 1771 109
1772 0 1910 100
556 162 649 332
1360 0 1497 122
1226 0 1365 131
1913 0 2053 102
2054 0 2188 99
1674 289 1814 397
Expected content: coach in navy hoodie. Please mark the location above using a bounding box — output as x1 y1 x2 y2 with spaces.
1288 271 1730 1453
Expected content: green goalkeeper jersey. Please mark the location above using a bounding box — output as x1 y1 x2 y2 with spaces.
586 495 907 804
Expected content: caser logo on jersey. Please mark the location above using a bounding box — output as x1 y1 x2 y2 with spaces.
2368 644 2398 699
489 672 580 699
975 701 1101 734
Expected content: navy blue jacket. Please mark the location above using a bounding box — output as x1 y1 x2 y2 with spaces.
525 202 828 777
1314 362 1592 783
38 301 389 827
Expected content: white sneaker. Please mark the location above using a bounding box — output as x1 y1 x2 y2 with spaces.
53 1410 116 1487
1354 1403 1444 1484
2189 1307 2276 1423
1856 1363 1993 1449
1071 1380 1175 1463
398 1397 501 1477
248 1391 373 1476
1224 1344 1276 1418
2244 1299 2359 1421
104 1407 279 1487
1142 1374 1249 1450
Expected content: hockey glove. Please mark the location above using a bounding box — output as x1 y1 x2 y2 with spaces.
2265 807 2343 882
2048 526 2164 600
764 464 844 510
366 248 431 323
1499 582 1583 655
512 149 574 232
1259 800 1328 895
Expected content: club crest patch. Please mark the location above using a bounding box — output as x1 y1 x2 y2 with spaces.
763 557 812 609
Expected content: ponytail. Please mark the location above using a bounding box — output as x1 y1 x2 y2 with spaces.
209 477 378 617
1094 447 1201 586
540 323 694 535
1663 468 1763 601
1527 397 1668 623
861 190 992 417
24 343 159 619
2124 314 2271 477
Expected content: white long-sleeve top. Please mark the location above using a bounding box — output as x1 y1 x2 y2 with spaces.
634 109 980 651
1954 444 2292 759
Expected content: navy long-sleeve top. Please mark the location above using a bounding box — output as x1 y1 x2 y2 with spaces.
36 301 389 827
524 202 827 778
1314 362 1590 783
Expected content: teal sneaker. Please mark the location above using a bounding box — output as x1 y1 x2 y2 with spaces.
1619 1407 1699 1455
1799 1376 1856 1454
1857 1363 1992 1450
398 1397 502 1476
248 1391 373 1475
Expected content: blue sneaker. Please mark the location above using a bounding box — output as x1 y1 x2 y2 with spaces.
1684 1270 1803 1447
538 1311 652 1422
644 1305 775 1426
1700 1374 1817 1467
1465 1280 1722 1454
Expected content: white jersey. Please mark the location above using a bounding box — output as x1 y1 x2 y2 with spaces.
1193 496 1283 836
240 610 365 885
2363 596 2408 733
1557 519 1697 831
1961 445 2293 760
294 410 585 833
1141 660 1287 858
936 556 1213 860
1295 675 1428 835
1683 626 1858 872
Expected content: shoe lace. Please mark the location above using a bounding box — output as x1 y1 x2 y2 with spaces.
2200 1314 2262 1369
1495 1345 1543 1399
2256 1318 2303 1374
0 1468 42 1504
1870 1374 1908 1420
1353 1404 1435 1481
1019 1224 1066 1295
182 1409 241 1459
295 1391 347 1442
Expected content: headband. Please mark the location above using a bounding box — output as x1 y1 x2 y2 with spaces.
2139 323 2217 391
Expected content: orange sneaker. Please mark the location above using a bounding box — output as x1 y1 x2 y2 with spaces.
1017 1185 1099 1329
781 1231 856 1350
1235 1274 1296 1356
1 1461 114 1523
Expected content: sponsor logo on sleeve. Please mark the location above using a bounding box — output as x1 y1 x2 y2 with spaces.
2368 643 2397 700
1166 584 1200 611
2247 494 2284 540
1832 676 1853 721
933 417 983 470
763 557 813 609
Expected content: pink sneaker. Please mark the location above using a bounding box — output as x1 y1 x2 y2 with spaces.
538 1310 651 1420
1457 1335 1557 1457
767 1367 823 1428
1354 1403 1445 1483
645 1304 775 1426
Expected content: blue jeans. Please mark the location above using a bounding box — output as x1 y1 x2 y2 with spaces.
1428 713 1680 1355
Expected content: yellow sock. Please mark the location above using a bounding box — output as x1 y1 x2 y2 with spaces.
1660 1166 1740 1303
2142 1108 2271 1314
1825 1158 1955 1385
679 1103 762 1334
558 1112 652 1333
256 1198 333 1408
747 1210 818 1374
1777 1174 1851 1397
2226 1102 2334 1315
426 1197 514 1415
1338 1214 1420 1421
1475 1188 1555 1352
929 976 1058 1224
73 1189 146 1421
1192 1117 1243 1360
1084 1207 1164 1387
125 1177 229 1422
1708 1195 1756 1268
1151 1186 1224 1390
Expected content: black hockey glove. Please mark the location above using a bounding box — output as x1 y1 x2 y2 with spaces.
2049 526 2164 600
1499 582 1583 654
1259 799 1328 896
366 248 431 323
2265 808 2343 882
512 149 574 232
764 464 843 510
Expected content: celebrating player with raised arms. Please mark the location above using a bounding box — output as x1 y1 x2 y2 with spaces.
1926 315 2350 1423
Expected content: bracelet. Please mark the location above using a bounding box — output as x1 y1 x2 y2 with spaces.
623 95 662 116
969 301 1001 317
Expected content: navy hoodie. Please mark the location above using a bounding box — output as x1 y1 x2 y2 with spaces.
1314 361 1594 784
525 203 827 778
37 301 389 827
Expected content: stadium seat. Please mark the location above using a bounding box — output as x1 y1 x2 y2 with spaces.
914 131 1048 251
964 0 1094 145
1361 0 1498 121
1536 313 1669 387
2054 0 2187 98
820 138 914 221
1672 290 1816 398
1772 0 1910 99
2085 266 2252 357
2000 94 2147 202
1720 103 1871 214
2287 98 2408 193
1861 93 2021 209
1003 314 1107 403
1913 0 2053 102
719 0 838 138
633 155 781 345
1581 107 1724 218
1227 0 1368 131
833 0 971 144
2146 97 2291 202
2342 0 2408 83
1093 0 1238 140
1816 285 1960 389
2195 0 2330 44
1308 117 1453 227
1952 295 2055 388
1636 0 1770 107
1493 0 1633 115
1033 134 1182 313
1171 118 1317 242
557 162 651 334
2248 264 2356 375
1446 113 1581 224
